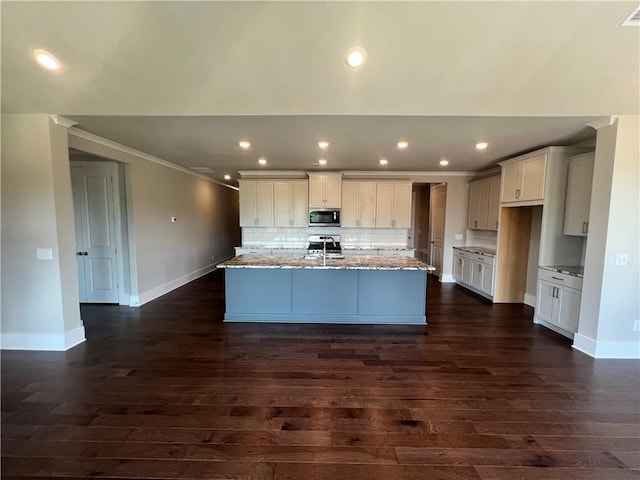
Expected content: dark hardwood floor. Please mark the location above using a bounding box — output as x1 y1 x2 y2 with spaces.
2 270 639 479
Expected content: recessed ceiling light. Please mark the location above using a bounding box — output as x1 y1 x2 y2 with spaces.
475 142 489 150
379 158 388 166
239 141 251 149
33 49 61 71
223 174 231 180
397 141 409 149
318 141 329 149
440 159 449 166
345 46 366 68
258 158 267 165
318 159 327 166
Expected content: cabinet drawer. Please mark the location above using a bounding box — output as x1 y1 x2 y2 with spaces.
538 268 583 290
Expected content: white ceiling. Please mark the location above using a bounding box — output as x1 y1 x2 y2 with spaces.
2 1 638 183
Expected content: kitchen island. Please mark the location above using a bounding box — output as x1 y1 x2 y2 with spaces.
219 254 435 324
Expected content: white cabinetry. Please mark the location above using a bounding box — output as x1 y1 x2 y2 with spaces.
274 180 309 227
564 153 595 236
535 268 582 337
452 249 496 299
375 182 412 228
500 153 547 204
342 181 377 228
467 176 500 231
308 173 342 208
239 180 274 227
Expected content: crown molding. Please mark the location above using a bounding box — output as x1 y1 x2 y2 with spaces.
68 127 236 189
238 170 308 179
343 170 476 178
586 116 617 130
50 115 79 129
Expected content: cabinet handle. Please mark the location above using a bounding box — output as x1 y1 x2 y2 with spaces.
478 264 482 272
582 222 586 234
459 258 463 265
515 189 521 199
552 287 556 298
474 220 478 228
551 276 564 281
76 251 84 256
585 222 589 234
496 220 499 229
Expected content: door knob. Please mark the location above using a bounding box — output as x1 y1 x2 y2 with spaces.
76 251 83 256
83 252 88 256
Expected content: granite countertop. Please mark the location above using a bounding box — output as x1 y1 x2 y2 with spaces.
220 254 435 271
343 247 415 251
453 246 497 257
539 265 584 278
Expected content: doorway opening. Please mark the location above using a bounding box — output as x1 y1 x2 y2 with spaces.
411 182 447 279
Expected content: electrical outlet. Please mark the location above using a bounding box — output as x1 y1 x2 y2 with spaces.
454 233 463 240
634 320 640 332
615 253 628 266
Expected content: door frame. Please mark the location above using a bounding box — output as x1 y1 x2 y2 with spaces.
429 183 447 280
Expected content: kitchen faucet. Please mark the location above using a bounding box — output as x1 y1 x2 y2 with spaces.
321 236 335 266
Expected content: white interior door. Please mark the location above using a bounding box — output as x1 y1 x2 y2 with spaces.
430 184 447 277
71 162 119 303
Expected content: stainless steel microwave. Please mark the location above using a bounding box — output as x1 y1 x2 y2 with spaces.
309 209 341 227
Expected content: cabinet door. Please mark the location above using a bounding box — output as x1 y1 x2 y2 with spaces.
556 286 581 333
308 174 325 208
239 181 257 226
520 154 547 201
324 174 342 208
274 182 292 227
393 183 412 228
358 183 377 228
341 182 359 227
462 258 473 285
453 254 464 281
375 184 395 227
487 177 501 231
501 163 521 203
291 181 309 227
467 182 482 229
471 261 483 289
254 181 274 226
536 281 556 324
477 182 490 229
564 155 594 236
480 263 494 295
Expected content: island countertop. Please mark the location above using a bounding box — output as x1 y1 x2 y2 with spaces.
219 254 435 271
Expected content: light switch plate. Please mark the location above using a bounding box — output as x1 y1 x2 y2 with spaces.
36 248 53 260
615 254 628 266
454 234 463 240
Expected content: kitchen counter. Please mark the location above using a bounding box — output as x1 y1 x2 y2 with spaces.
453 246 496 257
221 254 432 324
220 254 434 271
539 265 584 278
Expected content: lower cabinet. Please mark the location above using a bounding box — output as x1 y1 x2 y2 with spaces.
453 249 495 299
534 268 582 337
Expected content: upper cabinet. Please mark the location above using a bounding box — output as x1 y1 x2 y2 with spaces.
308 173 342 208
274 180 309 227
376 182 412 228
239 180 274 227
563 153 595 236
500 153 547 204
467 176 500 231
342 181 377 228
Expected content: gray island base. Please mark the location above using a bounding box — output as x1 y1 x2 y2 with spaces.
219 254 435 324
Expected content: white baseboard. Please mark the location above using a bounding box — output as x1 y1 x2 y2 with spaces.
524 293 536 307
440 274 455 283
573 333 640 359
1 325 86 351
135 259 231 307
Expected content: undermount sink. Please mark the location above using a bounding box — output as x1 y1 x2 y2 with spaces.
303 253 345 260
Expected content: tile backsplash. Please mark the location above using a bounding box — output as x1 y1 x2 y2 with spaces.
242 227 409 249
465 229 497 249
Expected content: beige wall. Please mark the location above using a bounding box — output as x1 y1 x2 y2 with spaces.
577 115 640 357
68 133 240 301
1 114 82 340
